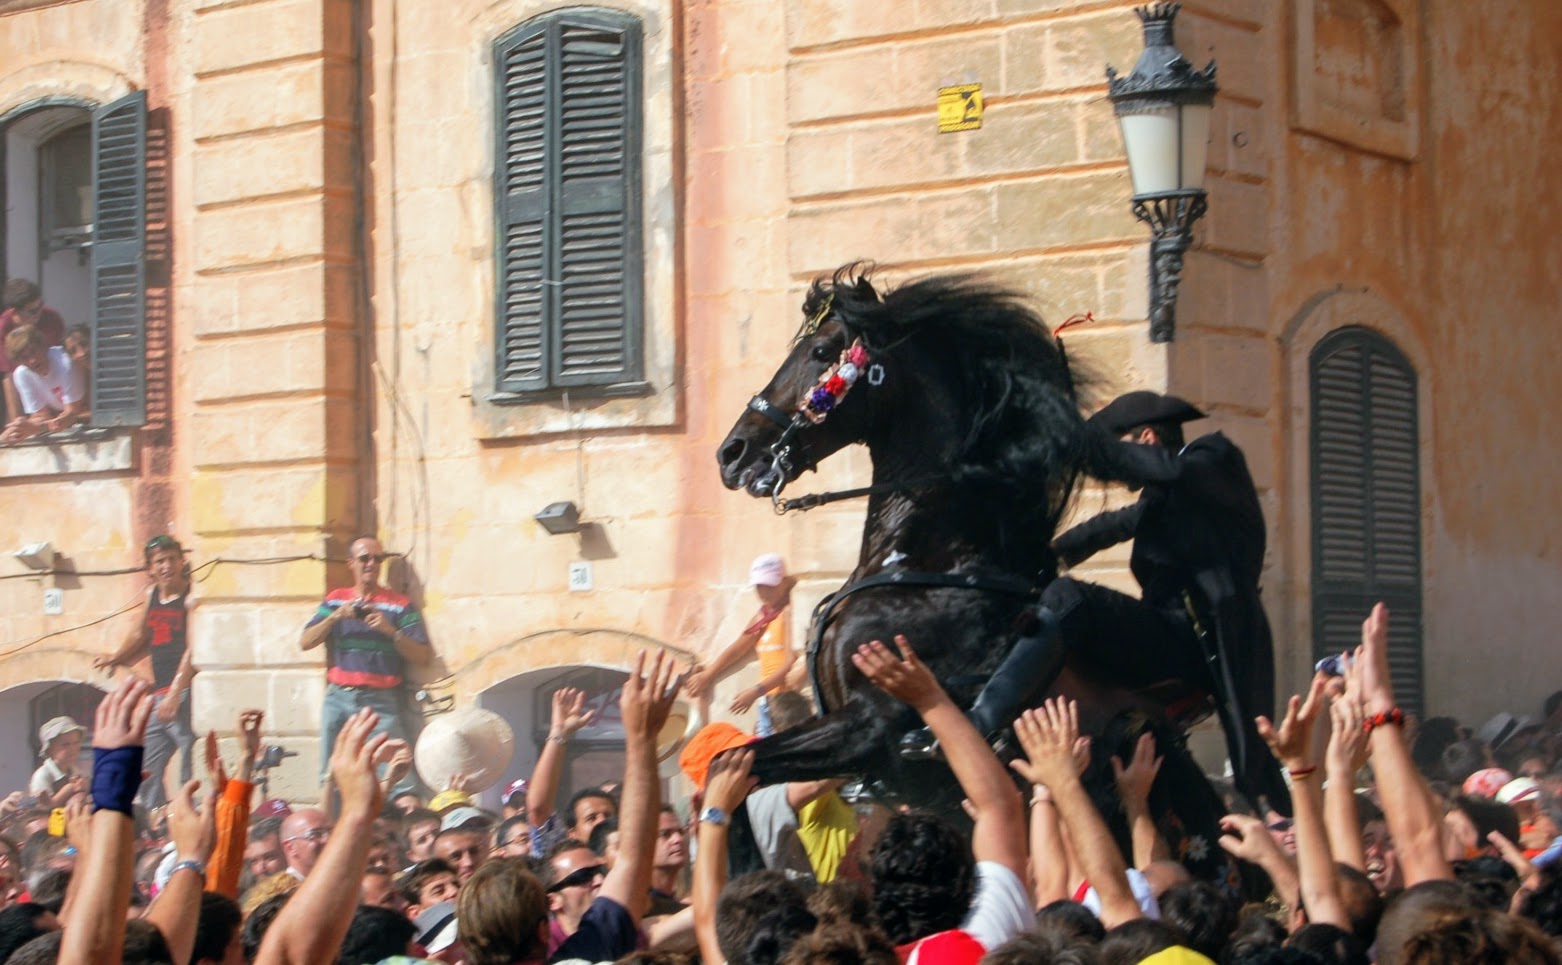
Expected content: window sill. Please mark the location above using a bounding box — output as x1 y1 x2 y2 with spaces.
470 379 677 440
0 427 135 479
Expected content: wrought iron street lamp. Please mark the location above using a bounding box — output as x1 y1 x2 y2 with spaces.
1106 2 1217 343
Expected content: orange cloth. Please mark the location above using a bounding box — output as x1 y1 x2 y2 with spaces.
755 608 792 695
206 778 254 897
678 722 753 789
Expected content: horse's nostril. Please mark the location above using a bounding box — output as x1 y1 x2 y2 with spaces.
720 437 748 469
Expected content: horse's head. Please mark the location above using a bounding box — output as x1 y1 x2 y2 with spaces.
718 267 895 496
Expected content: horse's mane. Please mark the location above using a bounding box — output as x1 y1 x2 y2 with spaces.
803 263 1091 533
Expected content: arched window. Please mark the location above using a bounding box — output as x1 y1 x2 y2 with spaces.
1310 327 1423 711
492 9 645 398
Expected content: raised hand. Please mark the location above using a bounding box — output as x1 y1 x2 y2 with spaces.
376 740 413 798
203 730 230 793
704 748 758 814
238 710 264 782
1010 698 1088 790
167 779 218 862
851 636 944 713
620 649 681 743
550 686 598 740
330 708 390 818
1256 673 1328 772
1352 603 1396 715
1112 732 1162 806
64 797 93 855
94 677 155 750
1326 692 1370 776
728 686 761 716
1217 812 1287 865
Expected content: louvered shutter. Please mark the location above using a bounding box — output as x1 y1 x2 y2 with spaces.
494 10 643 395
1310 328 1424 712
90 90 148 426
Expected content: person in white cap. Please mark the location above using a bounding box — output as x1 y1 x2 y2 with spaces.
685 552 803 736
30 716 88 806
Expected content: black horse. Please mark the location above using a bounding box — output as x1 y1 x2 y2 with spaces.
716 265 1237 883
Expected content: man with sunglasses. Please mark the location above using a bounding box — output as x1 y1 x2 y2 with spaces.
300 536 431 795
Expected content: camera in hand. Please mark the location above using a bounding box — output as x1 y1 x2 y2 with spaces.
256 744 299 770
352 602 372 619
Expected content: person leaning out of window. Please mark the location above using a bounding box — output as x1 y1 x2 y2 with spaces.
0 324 88 443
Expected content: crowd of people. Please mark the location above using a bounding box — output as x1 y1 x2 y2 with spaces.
0 278 91 443
0 600 1559 965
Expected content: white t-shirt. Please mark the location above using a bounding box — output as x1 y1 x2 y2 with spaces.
13 346 85 415
29 757 88 795
744 784 815 882
900 862 1034 965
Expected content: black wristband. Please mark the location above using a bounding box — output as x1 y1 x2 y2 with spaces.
92 746 145 816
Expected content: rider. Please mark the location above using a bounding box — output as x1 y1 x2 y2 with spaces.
900 391 1289 814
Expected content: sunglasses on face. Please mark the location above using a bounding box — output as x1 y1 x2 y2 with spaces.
283 828 331 844
1267 819 1294 834
355 554 385 564
547 864 608 893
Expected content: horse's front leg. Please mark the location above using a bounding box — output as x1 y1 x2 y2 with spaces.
748 696 903 786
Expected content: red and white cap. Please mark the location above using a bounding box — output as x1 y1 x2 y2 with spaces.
1498 777 1542 806
748 553 786 587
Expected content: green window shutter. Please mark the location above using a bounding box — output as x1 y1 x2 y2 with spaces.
494 10 643 395
90 90 148 427
1310 328 1424 713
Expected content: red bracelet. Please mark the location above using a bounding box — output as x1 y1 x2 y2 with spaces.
1363 707 1405 735
1288 765 1317 780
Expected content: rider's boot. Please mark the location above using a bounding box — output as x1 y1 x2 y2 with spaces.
899 608 1065 761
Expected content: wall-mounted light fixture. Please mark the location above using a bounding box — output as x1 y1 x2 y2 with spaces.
533 501 582 536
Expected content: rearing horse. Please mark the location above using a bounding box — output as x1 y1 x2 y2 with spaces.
717 264 1236 883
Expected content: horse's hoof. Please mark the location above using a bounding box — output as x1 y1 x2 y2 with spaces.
898 729 944 762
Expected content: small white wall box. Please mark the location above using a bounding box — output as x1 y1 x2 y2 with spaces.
14 541 55 570
568 561 594 592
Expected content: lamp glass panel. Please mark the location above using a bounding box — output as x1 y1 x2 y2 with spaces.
1118 107 1181 195
1178 103 1212 190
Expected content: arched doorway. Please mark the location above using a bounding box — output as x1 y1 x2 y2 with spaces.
478 665 630 811
0 679 105 795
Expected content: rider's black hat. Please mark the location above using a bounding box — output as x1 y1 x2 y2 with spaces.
1089 391 1206 435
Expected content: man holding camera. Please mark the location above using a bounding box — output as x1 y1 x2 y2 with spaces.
300 535 430 796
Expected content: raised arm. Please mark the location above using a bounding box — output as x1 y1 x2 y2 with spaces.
685 621 765 700
1053 503 1145 569
1347 603 1453 885
256 708 391 965
94 607 150 672
525 686 596 833
298 600 347 652
1112 732 1168 869
693 748 757 965
853 636 1027 879
143 780 217 965
60 677 155 965
596 649 679 923
1256 675 1348 930
1323 691 1369 871
1012 699 1141 928
1218 813 1300 916
205 710 263 897
1028 782 1070 908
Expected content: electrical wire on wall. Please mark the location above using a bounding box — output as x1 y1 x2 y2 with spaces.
0 552 327 658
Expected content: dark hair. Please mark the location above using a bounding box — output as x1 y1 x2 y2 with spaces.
401 808 440 840
1288 923 1368 965
1224 907 1288 964
1355 792 1384 825
1412 718 1463 775
1439 740 1487 785
1398 906 1562 964
565 788 616 828
5 931 62 965
1450 796 1521 849
495 815 532 851
338 905 415 965
399 857 457 904
715 871 816 965
2 279 41 312
768 691 814 732
24 869 70 915
587 817 618 856
20 832 68 875
777 923 899 965
1159 880 1237 961
615 953 693 965
868 812 974 945
241 893 292 962
0 903 56 964
248 817 282 843
456 858 548 965
122 919 175 965
1097 918 1187 965
143 534 184 566
1335 863 1384 946
806 879 874 930
1141 420 1186 451
191 892 242 964
1375 880 1473 965
983 931 1102 965
1523 868 1562 937
1035 899 1107 944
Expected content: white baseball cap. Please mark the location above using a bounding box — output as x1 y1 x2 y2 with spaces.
749 553 786 587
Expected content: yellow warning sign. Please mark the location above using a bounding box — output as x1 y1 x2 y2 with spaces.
937 84 984 133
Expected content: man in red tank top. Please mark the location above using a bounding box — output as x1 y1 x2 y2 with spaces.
94 535 197 811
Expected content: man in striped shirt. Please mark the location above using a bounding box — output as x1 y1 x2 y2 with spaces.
300 536 431 795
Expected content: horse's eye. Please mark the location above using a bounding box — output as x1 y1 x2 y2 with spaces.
810 342 838 363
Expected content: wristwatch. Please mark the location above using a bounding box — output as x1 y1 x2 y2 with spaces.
699 806 729 827
170 858 206 879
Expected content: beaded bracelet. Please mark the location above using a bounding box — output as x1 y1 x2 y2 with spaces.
1363 706 1405 735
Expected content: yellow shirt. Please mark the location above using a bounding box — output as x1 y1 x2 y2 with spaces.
796 791 857 883
754 605 792 695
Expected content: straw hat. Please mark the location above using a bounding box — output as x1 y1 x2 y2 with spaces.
413 707 515 793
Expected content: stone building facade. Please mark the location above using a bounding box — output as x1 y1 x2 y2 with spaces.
0 0 1557 799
